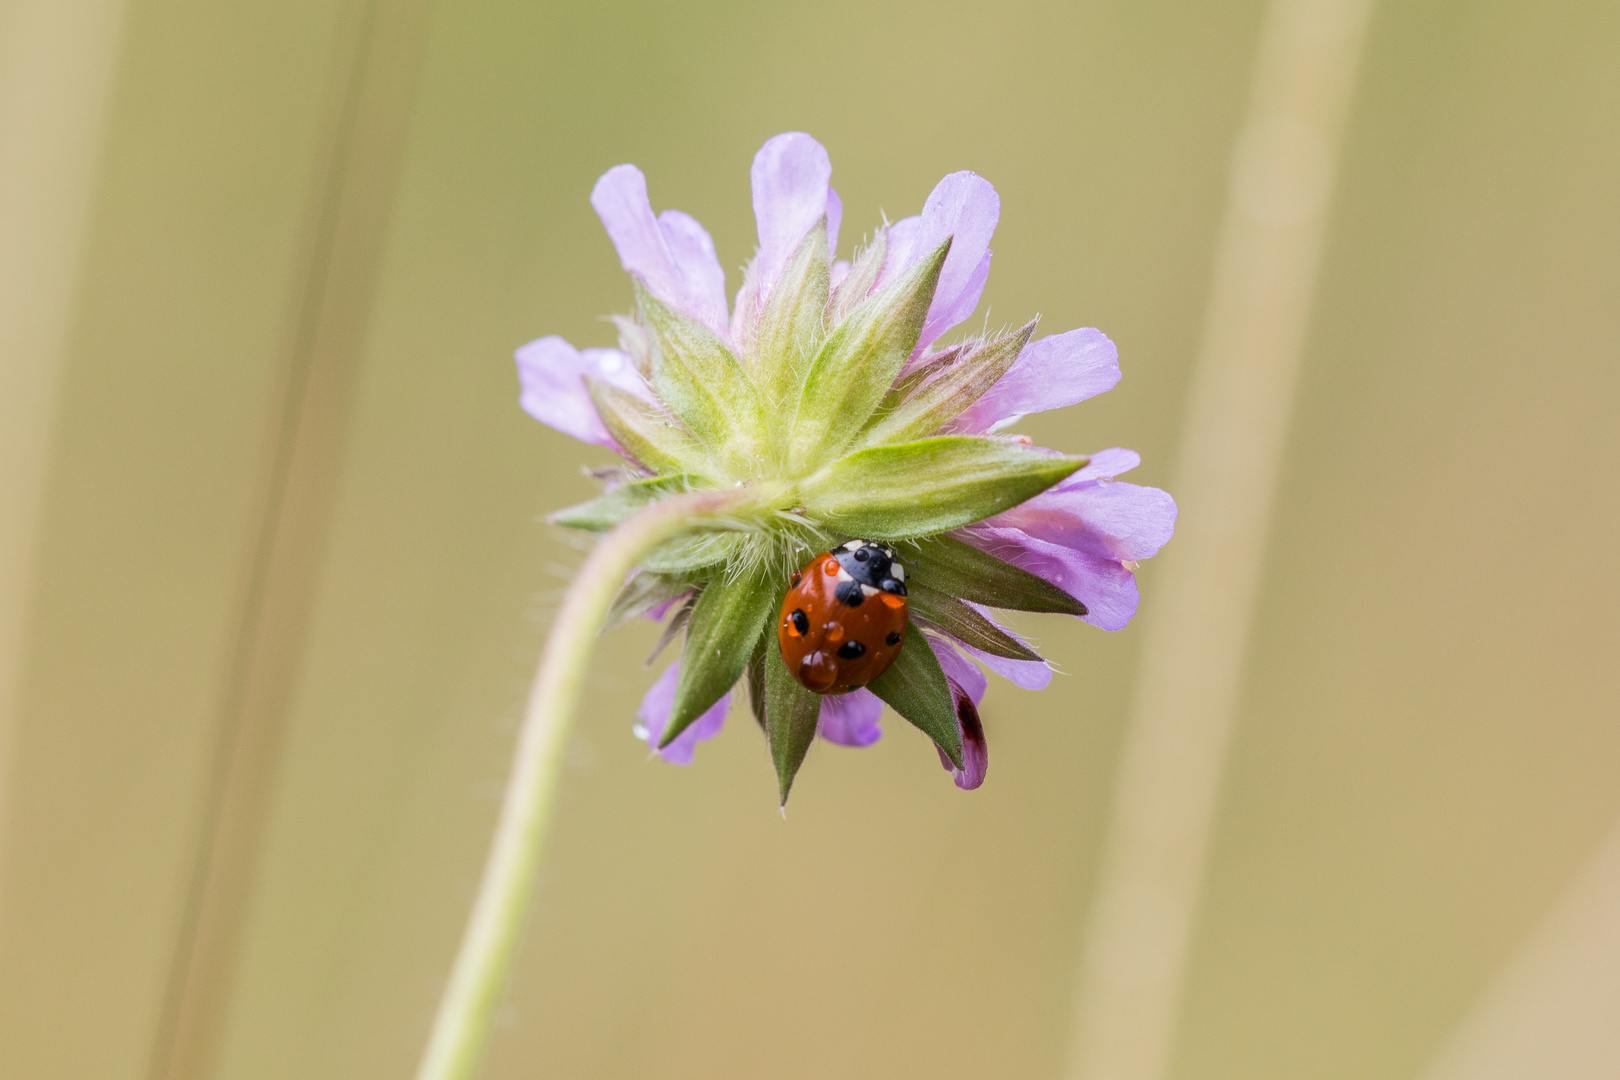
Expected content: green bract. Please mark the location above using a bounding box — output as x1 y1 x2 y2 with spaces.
552 233 1087 801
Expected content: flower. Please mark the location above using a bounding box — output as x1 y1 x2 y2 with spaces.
518 132 1176 801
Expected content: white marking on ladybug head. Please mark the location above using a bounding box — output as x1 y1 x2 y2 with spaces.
860 584 879 597
842 540 863 551
835 567 854 582
891 564 905 581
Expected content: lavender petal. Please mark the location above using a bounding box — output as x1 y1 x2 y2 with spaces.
514 336 645 447
817 687 884 747
590 164 728 335
951 328 1121 434
635 659 730 765
749 132 835 305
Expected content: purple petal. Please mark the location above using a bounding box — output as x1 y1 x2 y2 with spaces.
964 461 1179 634
515 336 646 447
965 524 1144 633
966 644 1054 690
999 477 1179 563
928 633 987 704
950 328 1121 434
633 659 730 766
817 688 883 747
642 591 691 623
879 216 922 285
925 635 989 790
954 605 1054 690
919 250 991 353
749 132 835 306
1065 446 1141 484
656 209 729 332
590 165 728 334
825 187 843 262
943 689 988 790
830 259 851 290
875 172 1000 351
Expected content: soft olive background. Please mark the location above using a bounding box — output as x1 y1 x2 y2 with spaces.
0 1 1616 1079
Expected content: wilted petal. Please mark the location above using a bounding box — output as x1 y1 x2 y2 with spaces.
818 687 883 747
951 328 1121 434
875 171 1000 351
750 132 835 305
928 636 989 790
515 336 645 446
634 659 729 766
928 633 987 704
590 165 728 334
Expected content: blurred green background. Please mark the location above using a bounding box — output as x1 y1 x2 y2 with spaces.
0 0 1615 1078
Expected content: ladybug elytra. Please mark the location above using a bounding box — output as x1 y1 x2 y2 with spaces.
778 540 908 694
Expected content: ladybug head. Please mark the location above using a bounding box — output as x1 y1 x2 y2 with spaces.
833 539 907 597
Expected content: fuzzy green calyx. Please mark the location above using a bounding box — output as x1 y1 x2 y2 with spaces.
554 232 1086 788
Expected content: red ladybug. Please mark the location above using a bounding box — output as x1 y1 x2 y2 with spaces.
778 540 908 694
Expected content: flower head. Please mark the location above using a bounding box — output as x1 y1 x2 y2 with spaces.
519 133 1176 802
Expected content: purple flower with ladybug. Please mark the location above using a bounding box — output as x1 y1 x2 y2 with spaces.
520 133 1177 802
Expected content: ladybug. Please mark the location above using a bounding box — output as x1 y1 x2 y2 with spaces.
778 540 908 694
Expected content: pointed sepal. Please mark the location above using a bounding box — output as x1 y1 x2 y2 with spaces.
756 219 830 424
906 534 1089 616
660 572 777 747
907 581 1042 661
826 227 888 327
550 475 703 532
764 630 823 804
604 570 694 630
859 320 1038 446
585 377 709 476
646 592 698 666
788 237 950 471
867 621 963 767
799 436 1085 539
745 634 768 731
635 280 766 471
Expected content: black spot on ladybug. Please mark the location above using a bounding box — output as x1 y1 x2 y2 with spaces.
837 640 866 659
880 578 904 595
853 547 869 562
835 580 865 607
789 609 809 635
885 631 901 645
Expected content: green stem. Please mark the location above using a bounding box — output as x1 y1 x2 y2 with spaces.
415 487 758 1080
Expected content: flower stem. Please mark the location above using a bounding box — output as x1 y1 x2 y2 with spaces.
415 487 759 1080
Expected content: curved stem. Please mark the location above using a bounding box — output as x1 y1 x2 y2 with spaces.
415 487 758 1080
